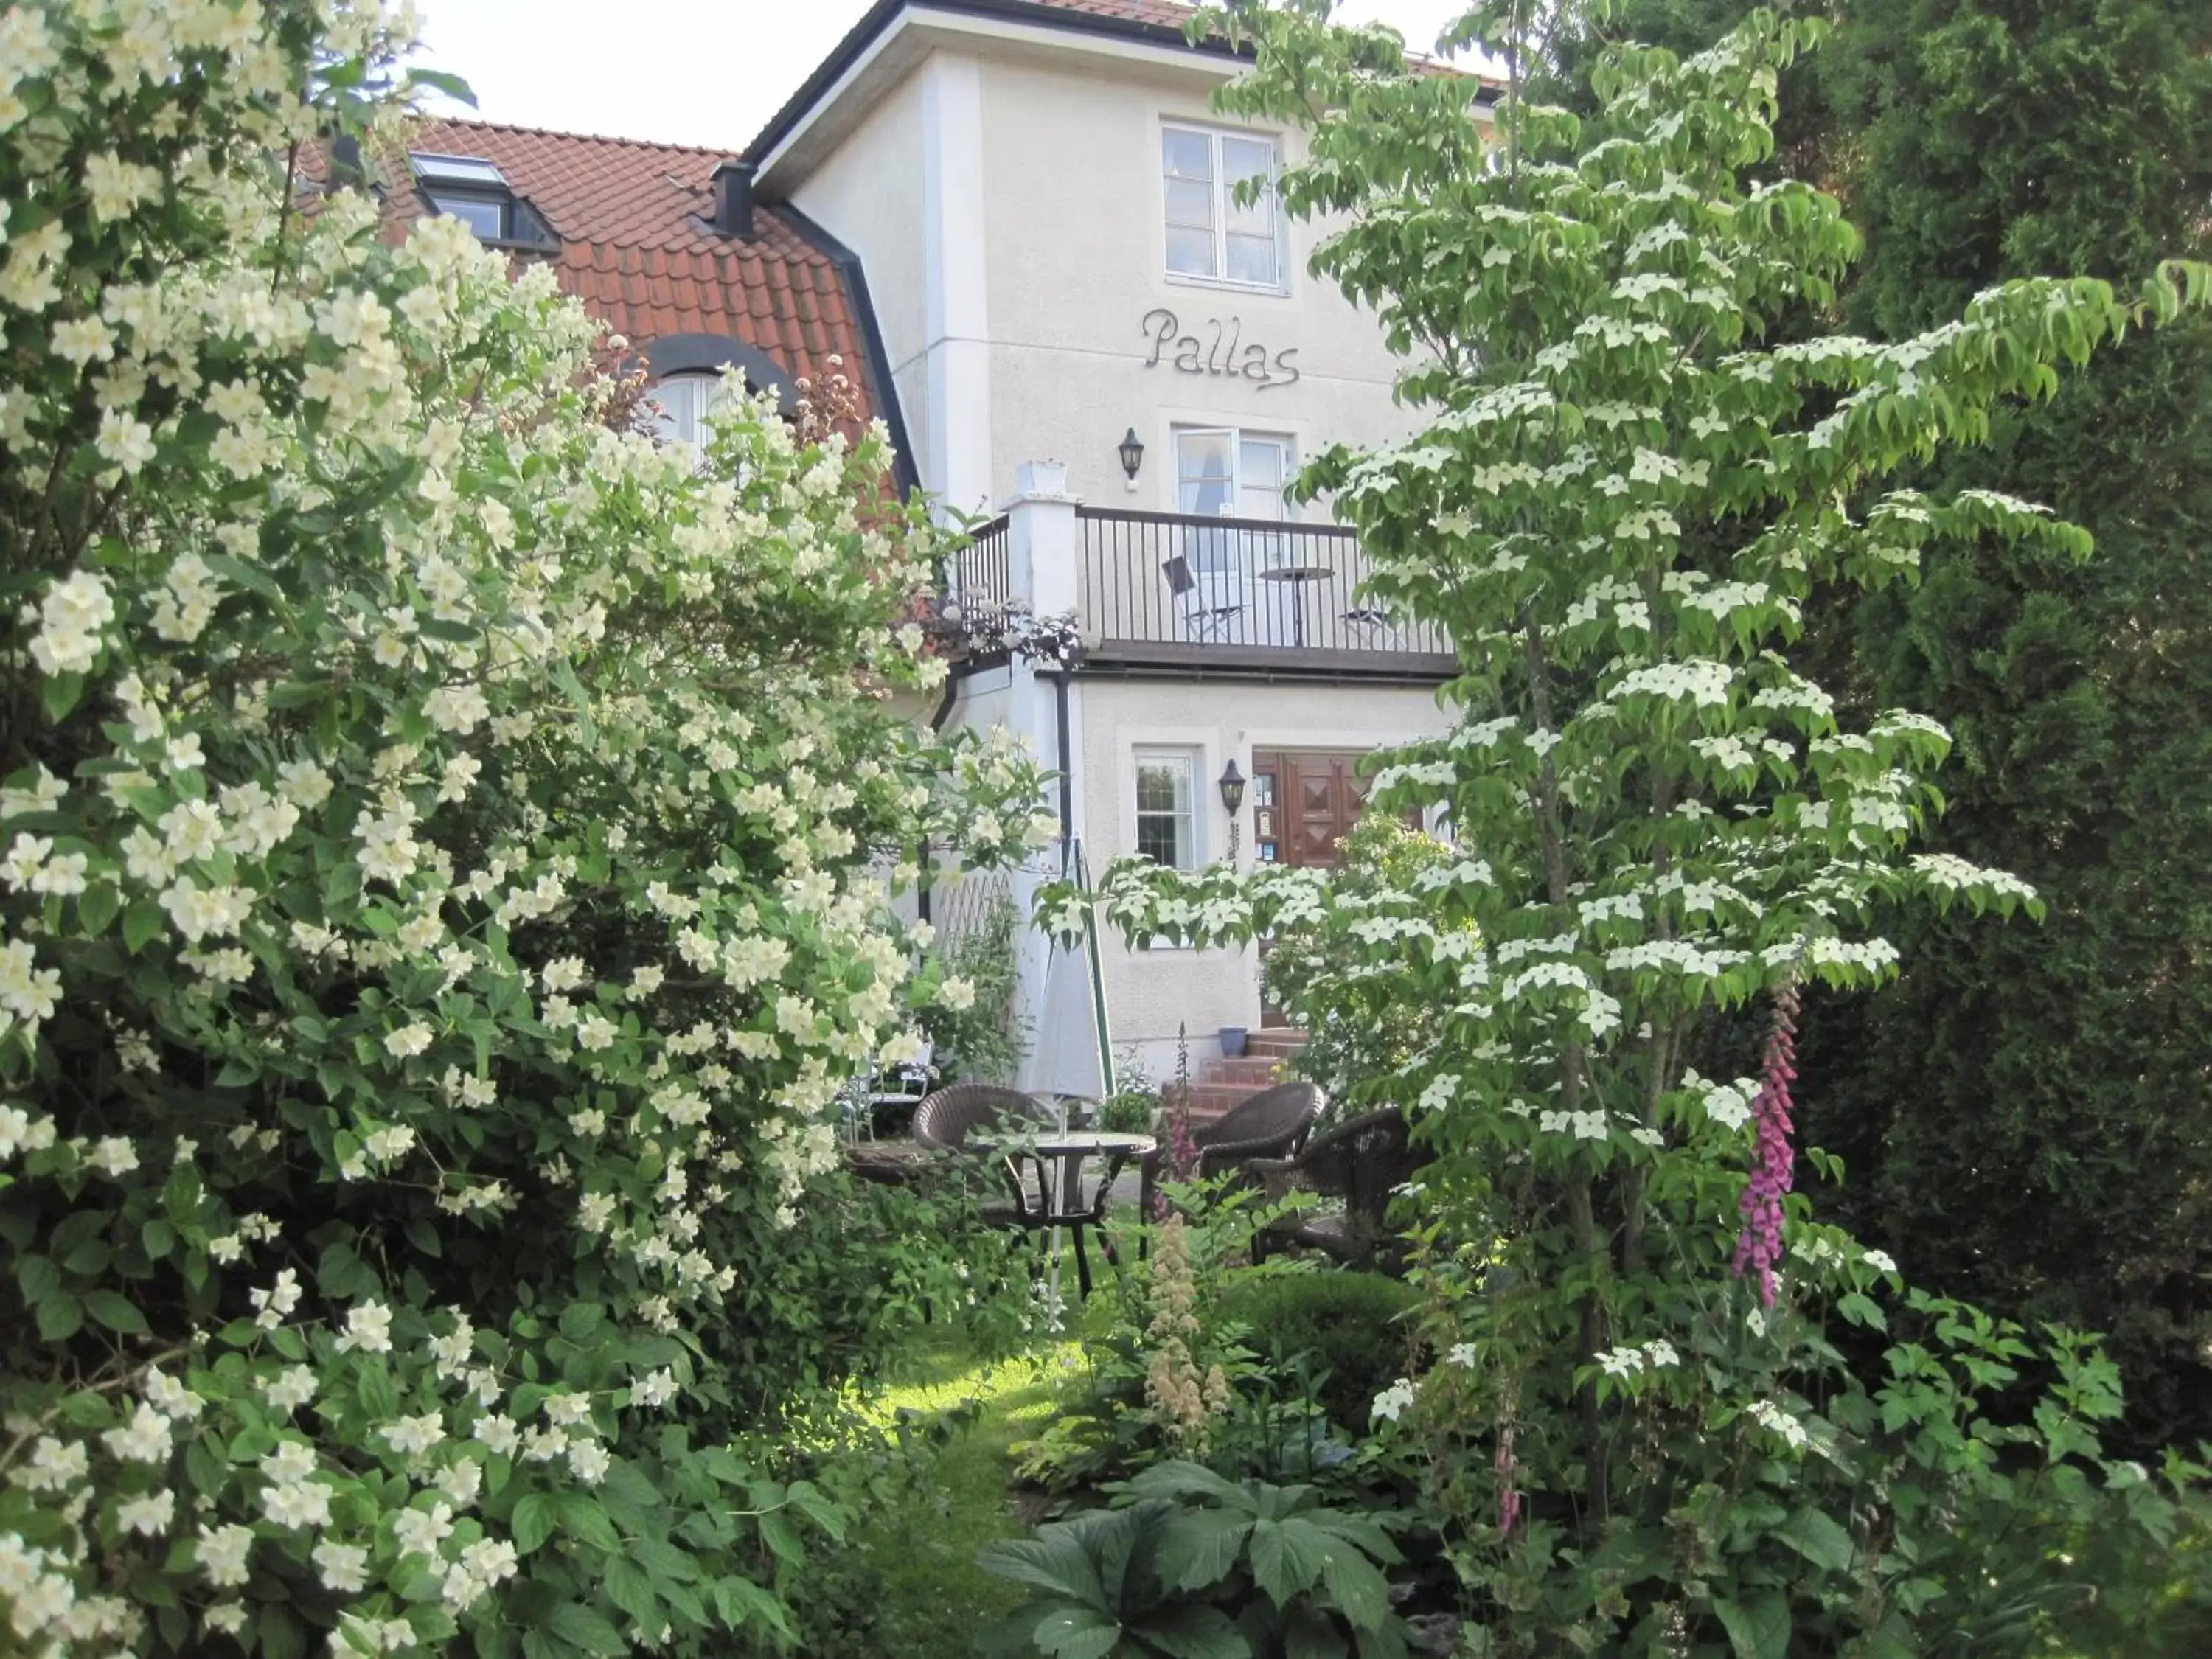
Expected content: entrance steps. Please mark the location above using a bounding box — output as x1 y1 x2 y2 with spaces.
1167 1028 1310 1125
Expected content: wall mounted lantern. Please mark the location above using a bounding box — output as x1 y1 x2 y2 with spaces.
1219 759 1247 862
1217 759 1247 815
1118 426 1145 490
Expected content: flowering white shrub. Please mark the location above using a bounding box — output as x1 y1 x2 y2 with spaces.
0 3 1043 1653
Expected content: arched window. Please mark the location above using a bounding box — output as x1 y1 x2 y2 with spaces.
647 372 731 472
637 335 799 473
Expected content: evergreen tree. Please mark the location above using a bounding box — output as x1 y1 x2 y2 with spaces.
1808 0 2212 1450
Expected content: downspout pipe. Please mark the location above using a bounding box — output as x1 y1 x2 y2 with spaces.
919 662 960 926
1048 668 1073 875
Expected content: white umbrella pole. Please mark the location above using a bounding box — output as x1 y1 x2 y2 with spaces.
1048 1096 1068 1316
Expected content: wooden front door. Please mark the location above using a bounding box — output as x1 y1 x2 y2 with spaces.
1251 749 1371 1025
1255 750 1367 870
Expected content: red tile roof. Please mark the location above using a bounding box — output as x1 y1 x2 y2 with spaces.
375 118 887 437
1024 0 1200 25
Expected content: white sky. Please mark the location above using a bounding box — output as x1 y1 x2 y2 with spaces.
406 1 1478 152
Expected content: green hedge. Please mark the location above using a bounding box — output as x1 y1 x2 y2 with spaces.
1217 1270 1420 1430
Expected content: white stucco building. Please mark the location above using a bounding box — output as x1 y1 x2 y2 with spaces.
746 0 1492 1078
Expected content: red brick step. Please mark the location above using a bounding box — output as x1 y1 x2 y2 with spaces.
1164 1030 1310 1125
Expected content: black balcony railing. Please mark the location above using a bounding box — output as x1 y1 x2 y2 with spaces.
1075 507 1453 673
947 513 1010 615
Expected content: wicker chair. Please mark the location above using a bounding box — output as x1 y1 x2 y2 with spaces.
912 1083 1053 1152
1138 1080 1324 1225
911 1084 1051 1223
1244 1107 1421 1272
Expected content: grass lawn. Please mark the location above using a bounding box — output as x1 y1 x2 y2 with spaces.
829 1326 1083 1657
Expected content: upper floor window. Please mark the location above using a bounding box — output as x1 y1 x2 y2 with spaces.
1175 427 1291 527
409 153 556 248
1161 124 1282 289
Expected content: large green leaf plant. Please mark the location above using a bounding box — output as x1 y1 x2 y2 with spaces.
1041 2 2212 1651
979 1461 1413 1659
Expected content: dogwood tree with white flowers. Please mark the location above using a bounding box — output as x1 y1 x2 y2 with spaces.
0 3 1044 1655
1043 1 2212 1646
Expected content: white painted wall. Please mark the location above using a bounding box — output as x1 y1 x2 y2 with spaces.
918 53 995 515
787 25 1439 517
1075 676 1455 1076
975 53 1421 511
787 69 933 482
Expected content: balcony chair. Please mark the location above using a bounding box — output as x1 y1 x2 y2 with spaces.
1160 553 1243 643
1243 1107 1421 1273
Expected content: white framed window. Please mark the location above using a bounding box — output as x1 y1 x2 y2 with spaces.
1161 123 1284 289
1175 426 1292 578
647 373 730 471
1167 431 1298 644
1175 428 1291 525
1133 749 1200 869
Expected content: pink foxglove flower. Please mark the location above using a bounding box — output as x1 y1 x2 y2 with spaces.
1731 979 1801 1308
1154 1024 1200 1220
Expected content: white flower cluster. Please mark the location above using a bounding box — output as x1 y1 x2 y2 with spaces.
1611 657 1733 708
1745 1399 1812 1453
1538 1108 1610 1140
1596 1339 1680 1378
1686 1072 1761 1132
1371 1377 1418 1422
1910 853 2037 905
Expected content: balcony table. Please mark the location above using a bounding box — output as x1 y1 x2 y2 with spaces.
1257 563 1335 646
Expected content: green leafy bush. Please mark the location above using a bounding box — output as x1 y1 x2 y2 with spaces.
1802 0 2212 1453
918 896 1029 1085
1217 1271 1419 1433
697 1176 1031 1430
736 1391 1020 1658
1391 1244 2212 1655
1563 0 2212 1458
1260 817 1464 1115
1098 1091 1161 1135
979 1461 1414 1659
0 3 1049 1653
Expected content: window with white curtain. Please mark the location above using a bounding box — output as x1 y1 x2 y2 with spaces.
1133 750 1200 869
647 373 731 471
1174 428 1290 523
1161 123 1283 288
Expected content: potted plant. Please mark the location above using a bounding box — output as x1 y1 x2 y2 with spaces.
1098 1088 1159 1134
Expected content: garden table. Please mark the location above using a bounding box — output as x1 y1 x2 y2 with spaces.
971 1128 1157 1301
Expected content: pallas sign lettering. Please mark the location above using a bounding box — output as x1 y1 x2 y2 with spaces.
1140 307 1299 390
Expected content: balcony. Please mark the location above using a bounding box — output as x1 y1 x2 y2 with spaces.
945 503 1455 681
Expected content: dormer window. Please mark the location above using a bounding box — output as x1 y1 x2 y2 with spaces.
647 373 731 472
408 153 556 248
